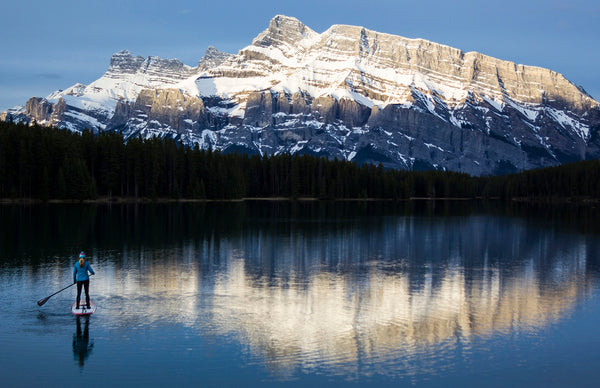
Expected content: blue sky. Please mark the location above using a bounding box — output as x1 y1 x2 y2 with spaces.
1 0 599 111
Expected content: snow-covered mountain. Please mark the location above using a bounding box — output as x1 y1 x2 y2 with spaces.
3 15 600 175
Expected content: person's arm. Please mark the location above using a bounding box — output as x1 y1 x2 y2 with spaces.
73 265 77 284
88 262 95 276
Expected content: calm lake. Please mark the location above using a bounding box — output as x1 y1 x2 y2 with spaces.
1 201 599 387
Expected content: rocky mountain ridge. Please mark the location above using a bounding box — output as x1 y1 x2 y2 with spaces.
3 15 599 175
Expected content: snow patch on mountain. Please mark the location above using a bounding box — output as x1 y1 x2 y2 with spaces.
2 15 600 175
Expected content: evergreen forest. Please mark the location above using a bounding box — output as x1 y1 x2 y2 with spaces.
1 121 599 202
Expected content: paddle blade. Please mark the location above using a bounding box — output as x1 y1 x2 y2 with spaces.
37 282 75 307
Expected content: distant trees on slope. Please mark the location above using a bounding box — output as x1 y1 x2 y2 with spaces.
0 121 598 201
480 160 600 200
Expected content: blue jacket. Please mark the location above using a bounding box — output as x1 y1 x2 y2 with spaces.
73 261 95 283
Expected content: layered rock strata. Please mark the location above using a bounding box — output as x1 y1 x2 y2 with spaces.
3 15 599 175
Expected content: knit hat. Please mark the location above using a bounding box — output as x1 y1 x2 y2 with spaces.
79 251 85 259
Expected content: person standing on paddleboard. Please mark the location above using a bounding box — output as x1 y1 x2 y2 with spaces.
73 251 95 309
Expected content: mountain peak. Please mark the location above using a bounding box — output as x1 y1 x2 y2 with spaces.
204 46 220 56
269 14 305 30
108 50 144 74
252 14 317 48
198 46 234 70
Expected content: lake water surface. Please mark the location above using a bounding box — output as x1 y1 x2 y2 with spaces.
1 201 599 387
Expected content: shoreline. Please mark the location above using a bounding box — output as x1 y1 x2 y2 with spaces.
0 196 462 204
1 196 598 205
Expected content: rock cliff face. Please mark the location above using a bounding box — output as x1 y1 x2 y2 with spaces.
3 15 599 175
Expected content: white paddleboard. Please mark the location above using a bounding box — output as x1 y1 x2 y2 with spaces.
71 300 97 315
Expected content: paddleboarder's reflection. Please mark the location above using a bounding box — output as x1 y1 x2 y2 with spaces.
73 316 94 366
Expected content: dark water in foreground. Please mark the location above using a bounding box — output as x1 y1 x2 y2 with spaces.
1 201 600 387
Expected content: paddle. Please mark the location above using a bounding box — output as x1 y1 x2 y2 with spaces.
37 283 75 306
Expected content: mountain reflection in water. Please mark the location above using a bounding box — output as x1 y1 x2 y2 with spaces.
64 202 594 376
2 201 598 379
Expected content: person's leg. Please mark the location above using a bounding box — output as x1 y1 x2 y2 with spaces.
76 281 83 308
83 280 90 308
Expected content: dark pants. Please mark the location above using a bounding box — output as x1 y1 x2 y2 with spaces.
76 280 90 307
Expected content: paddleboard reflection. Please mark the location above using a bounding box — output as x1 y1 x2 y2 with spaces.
73 316 94 367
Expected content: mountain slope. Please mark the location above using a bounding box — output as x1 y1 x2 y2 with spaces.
3 15 599 175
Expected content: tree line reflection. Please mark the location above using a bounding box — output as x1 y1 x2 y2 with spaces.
75 202 599 374
3 201 599 374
